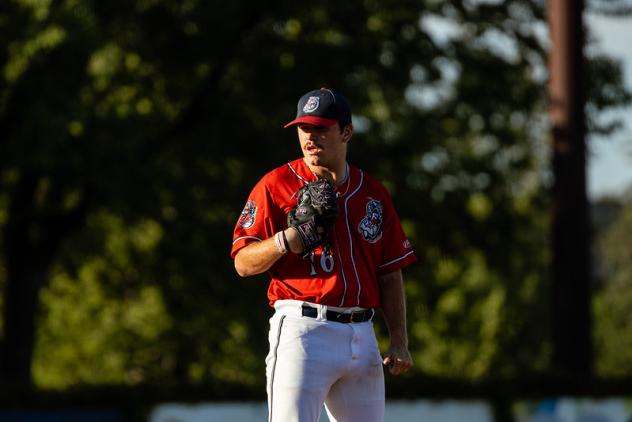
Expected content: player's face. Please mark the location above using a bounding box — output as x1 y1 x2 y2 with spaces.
297 123 349 168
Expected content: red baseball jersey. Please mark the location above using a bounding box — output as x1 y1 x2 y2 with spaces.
231 158 417 308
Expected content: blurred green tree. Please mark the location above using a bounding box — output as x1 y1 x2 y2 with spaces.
593 195 632 377
0 0 629 389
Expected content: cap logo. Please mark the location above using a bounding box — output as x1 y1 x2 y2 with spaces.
302 96 320 113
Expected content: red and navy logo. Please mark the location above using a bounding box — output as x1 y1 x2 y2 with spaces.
302 96 320 113
358 198 383 243
238 200 257 229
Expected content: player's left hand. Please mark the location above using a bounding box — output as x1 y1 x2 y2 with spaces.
383 344 413 375
287 179 339 255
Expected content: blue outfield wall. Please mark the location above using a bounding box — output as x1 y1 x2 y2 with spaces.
0 410 122 422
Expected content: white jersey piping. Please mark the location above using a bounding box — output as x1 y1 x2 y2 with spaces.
334 229 349 307
342 170 364 307
232 235 261 245
287 162 309 184
378 249 416 268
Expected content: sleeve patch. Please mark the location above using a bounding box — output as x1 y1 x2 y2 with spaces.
358 198 383 243
238 200 257 229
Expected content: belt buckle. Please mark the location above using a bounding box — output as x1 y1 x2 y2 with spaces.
349 310 362 323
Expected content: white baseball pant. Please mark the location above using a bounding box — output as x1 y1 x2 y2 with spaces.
266 300 385 422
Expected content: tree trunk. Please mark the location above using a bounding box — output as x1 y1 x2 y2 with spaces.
548 0 593 377
1 174 40 385
1 266 47 385
1 173 89 386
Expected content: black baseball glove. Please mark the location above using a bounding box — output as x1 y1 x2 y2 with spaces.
287 179 339 255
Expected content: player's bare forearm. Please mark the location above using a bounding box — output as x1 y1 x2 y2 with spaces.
378 269 413 375
234 229 303 277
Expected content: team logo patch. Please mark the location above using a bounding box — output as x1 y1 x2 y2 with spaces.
238 200 257 229
302 96 320 113
358 198 383 243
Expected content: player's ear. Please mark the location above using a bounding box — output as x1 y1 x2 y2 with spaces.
342 124 353 142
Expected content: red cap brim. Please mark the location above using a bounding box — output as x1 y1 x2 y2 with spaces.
283 116 338 128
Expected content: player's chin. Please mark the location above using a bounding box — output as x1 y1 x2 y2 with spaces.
304 154 324 166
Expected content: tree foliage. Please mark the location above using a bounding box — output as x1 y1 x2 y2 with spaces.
594 196 632 377
0 0 629 389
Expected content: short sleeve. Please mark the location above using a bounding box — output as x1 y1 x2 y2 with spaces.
231 178 283 259
376 188 417 274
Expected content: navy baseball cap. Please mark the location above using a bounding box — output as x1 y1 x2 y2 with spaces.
284 87 352 128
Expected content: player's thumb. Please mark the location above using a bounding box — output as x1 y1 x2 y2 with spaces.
382 354 392 366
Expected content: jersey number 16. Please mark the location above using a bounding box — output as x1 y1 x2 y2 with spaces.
309 248 335 276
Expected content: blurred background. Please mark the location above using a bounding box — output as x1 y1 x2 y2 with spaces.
0 0 631 421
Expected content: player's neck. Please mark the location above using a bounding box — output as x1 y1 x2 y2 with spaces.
303 158 348 186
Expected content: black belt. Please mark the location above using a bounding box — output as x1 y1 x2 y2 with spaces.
301 304 374 323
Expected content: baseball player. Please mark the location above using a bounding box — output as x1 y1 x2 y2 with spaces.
231 87 417 422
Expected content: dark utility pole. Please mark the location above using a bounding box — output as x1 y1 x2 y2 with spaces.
548 0 592 377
